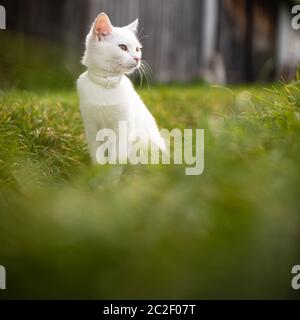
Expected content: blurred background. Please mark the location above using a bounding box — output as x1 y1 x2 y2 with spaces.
0 1 300 300
1 0 300 88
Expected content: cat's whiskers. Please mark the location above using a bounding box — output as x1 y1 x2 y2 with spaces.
137 66 144 88
144 62 153 81
137 65 146 87
139 64 149 88
135 62 148 88
137 27 144 41
137 27 149 44
140 61 153 87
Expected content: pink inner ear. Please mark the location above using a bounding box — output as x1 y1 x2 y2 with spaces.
94 14 113 36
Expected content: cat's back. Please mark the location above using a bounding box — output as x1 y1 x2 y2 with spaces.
77 71 101 106
76 71 89 92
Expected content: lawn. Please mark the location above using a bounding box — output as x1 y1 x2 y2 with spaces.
0 83 300 299
0 33 300 299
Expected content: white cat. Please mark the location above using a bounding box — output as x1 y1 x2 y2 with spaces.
77 12 165 178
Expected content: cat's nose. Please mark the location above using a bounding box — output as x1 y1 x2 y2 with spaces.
134 57 140 64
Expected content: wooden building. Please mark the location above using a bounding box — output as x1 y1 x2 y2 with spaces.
2 0 300 83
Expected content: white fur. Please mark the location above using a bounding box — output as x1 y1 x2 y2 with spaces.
77 13 165 168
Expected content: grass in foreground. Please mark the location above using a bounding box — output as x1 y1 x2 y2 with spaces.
0 82 300 299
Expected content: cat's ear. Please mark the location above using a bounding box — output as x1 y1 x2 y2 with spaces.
93 13 113 38
125 19 139 34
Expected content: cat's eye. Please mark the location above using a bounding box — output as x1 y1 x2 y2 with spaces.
136 47 142 52
119 44 128 51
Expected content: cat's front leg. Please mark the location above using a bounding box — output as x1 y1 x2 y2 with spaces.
81 112 100 164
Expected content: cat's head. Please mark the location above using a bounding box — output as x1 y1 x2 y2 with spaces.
82 13 142 75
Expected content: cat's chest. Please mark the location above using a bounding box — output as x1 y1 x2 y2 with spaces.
78 73 139 125
84 87 131 108
81 100 134 127
78 74 134 109
80 88 135 124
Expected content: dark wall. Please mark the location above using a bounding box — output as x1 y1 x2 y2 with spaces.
1 0 282 83
217 0 277 83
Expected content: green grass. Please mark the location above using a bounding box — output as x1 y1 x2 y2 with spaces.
0 32 78 91
0 83 300 299
0 32 300 299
